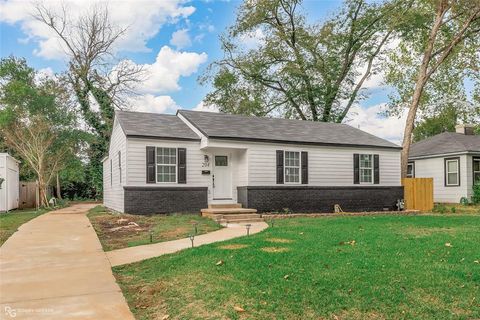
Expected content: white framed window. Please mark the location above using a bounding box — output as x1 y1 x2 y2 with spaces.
406 162 415 178
359 154 373 184
445 158 460 186
474 158 480 185
156 147 177 183
284 151 300 184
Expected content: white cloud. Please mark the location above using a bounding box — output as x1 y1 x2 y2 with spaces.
170 29 192 49
345 103 407 144
130 46 207 94
129 94 179 114
0 0 196 59
238 28 265 49
193 101 218 112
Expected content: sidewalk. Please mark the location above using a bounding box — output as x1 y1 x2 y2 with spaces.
107 221 268 267
0 204 134 320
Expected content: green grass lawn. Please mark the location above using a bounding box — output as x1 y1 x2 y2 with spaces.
88 206 222 251
0 208 47 246
113 214 480 320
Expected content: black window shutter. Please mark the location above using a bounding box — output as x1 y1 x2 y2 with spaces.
178 148 187 184
276 150 284 184
146 146 156 183
353 153 360 184
301 151 308 184
374 154 380 184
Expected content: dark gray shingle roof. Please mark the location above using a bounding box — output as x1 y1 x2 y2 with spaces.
409 132 480 158
178 110 400 149
116 110 200 140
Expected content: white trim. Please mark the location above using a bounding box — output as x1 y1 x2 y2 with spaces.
445 158 459 186
156 147 177 184
473 158 480 185
284 150 301 184
359 154 374 184
406 162 415 178
409 151 479 160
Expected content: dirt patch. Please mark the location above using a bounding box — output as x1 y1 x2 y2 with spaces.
330 309 386 320
266 238 293 244
218 244 249 250
400 226 458 237
261 246 290 253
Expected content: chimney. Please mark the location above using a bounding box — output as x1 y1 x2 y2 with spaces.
455 124 475 135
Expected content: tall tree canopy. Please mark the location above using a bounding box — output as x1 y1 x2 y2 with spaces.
385 0 480 176
0 57 81 206
34 5 144 196
202 0 404 122
412 104 479 142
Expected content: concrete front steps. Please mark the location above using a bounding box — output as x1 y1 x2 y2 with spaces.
201 204 262 224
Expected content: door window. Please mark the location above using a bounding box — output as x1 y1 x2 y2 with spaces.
215 156 228 166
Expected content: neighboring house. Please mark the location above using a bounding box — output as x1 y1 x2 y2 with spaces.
0 153 20 212
408 125 480 203
102 110 403 214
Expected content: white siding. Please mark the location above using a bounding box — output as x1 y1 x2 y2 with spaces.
127 139 209 185
206 139 401 186
414 155 469 203
103 119 126 212
0 153 19 212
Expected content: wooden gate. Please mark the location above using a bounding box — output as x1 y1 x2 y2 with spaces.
19 181 38 209
402 178 434 211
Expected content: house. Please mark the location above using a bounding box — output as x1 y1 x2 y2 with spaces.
408 124 480 203
102 110 403 214
0 153 20 212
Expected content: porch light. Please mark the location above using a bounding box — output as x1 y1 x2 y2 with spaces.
246 224 252 236
189 234 195 248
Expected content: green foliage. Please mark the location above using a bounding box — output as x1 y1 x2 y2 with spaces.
203 0 403 122
412 105 478 142
385 1 480 119
472 183 480 205
433 203 447 214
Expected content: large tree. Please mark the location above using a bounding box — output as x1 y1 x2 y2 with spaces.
385 0 480 177
0 57 80 206
202 0 406 122
34 4 143 196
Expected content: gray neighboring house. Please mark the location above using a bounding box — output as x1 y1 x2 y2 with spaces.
102 110 403 214
408 125 480 203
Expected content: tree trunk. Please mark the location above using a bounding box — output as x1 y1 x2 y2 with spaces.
38 178 49 208
400 1 448 177
56 173 62 200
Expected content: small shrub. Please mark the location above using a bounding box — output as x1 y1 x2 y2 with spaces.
433 204 446 214
282 208 292 214
472 183 480 204
450 206 456 214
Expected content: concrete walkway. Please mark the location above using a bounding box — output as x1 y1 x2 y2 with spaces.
0 204 134 320
107 221 269 267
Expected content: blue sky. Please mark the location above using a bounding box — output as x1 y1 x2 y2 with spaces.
0 0 404 143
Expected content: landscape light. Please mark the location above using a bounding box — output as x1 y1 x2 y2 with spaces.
189 234 195 248
246 224 252 236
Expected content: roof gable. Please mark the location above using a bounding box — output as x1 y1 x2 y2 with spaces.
409 132 480 158
115 110 200 141
178 110 400 149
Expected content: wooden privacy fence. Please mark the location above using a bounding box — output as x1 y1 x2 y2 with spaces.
402 178 434 211
19 181 38 209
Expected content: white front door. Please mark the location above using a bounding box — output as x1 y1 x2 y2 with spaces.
213 155 232 199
